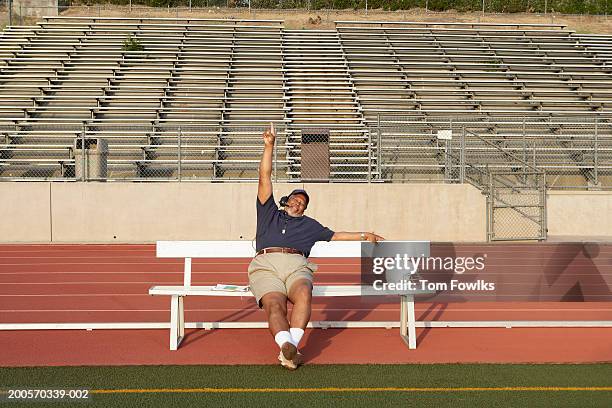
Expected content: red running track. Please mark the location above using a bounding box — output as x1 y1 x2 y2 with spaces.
0 244 611 366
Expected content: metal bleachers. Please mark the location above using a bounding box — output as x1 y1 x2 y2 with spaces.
0 18 611 186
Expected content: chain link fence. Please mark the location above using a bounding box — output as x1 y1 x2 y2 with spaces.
375 115 612 190
1 117 611 188
2 1 611 25
487 171 546 241
0 124 381 182
0 124 296 181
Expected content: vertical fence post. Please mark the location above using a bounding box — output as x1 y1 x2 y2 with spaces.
129 0 132 13
177 126 182 182
460 126 465 184
445 118 453 183
482 0 485 15
522 118 527 180
377 114 382 180
594 117 599 187
486 172 493 242
8 0 12 26
541 172 547 240
81 124 86 182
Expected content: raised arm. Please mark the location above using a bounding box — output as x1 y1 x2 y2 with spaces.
331 232 385 243
258 123 275 204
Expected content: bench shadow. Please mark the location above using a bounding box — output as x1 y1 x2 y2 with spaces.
299 296 388 362
179 303 261 349
416 302 448 345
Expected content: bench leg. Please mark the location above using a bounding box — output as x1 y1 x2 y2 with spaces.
400 295 417 349
178 296 185 340
170 295 185 351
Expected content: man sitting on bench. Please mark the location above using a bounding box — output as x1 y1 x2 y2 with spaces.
252 123 384 370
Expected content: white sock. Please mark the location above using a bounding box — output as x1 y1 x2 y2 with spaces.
274 331 292 349
289 328 304 347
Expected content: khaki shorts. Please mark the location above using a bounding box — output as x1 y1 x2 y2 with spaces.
248 252 318 307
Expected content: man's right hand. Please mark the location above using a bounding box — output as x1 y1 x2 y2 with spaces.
258 122 274 204
263 122 276 147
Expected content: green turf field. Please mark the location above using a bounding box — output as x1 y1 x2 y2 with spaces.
1 364 611 407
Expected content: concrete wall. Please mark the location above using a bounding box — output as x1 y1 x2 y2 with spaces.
0 182 487 243
303 183 485 242
4 182 610 243
547 191 612 241
0 182 51 242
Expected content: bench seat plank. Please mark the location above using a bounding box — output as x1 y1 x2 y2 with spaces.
156 240 363 258
149 285 433 297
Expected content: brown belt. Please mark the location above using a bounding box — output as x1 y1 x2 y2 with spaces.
256 247 304 257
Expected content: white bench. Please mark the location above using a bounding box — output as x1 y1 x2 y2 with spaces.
149 240 432 351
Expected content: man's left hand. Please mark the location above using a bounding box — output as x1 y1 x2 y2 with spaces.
364 232 385 243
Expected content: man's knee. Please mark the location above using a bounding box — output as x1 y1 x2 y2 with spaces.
261 292 287 315
289 281 312 304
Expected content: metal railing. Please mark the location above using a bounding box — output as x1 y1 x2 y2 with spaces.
375 115 611 190
1 118 610 189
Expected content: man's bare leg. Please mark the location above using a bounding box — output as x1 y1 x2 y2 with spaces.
260 291 297 368
260 291 289 335
286 279 312 366
287 279 313 330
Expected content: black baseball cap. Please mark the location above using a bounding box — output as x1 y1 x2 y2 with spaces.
288 189 309 207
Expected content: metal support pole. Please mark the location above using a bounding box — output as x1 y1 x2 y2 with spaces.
8 0 12 26
377 114 382 179
444 118 453 183
482 0 485 15
487 172 493 242
541 173 547 241
213 131 219 181
81 124 86 182
544 0 548 14
522 118 527 180
177 126 182 182
594 118 599 187
460 126 465 184
129 0 132 13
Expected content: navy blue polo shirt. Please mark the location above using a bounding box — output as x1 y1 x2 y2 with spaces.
256 194 335 257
